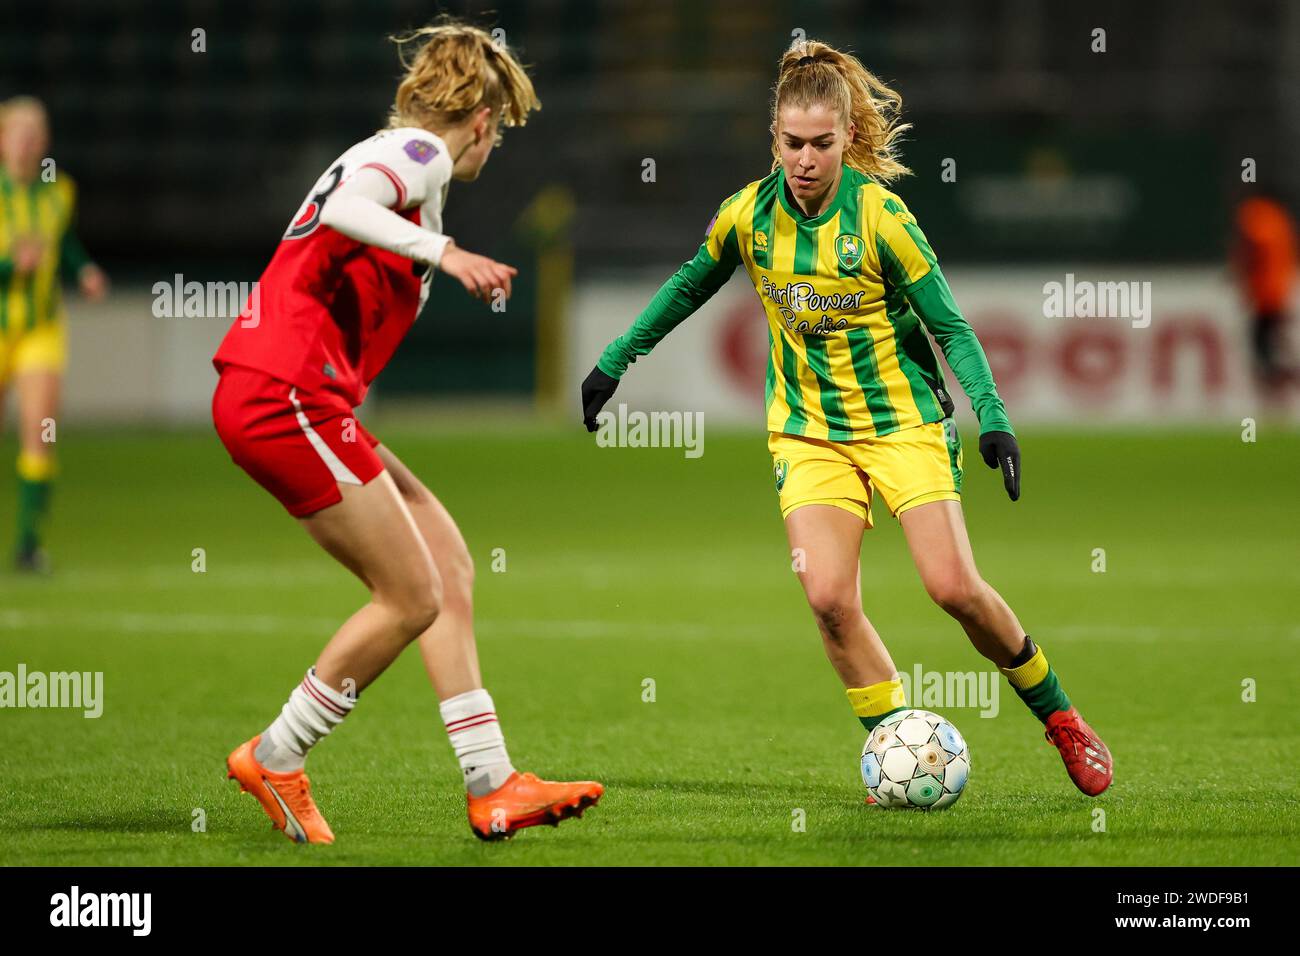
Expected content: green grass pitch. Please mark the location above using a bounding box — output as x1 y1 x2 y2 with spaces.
0 422 1297 866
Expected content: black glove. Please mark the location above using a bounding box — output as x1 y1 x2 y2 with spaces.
979 430 1020 501
581 366 620 432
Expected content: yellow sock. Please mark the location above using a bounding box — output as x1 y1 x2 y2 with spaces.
17 450 57 482
999 642 1071 722
16 451 56 557
846 677 907 731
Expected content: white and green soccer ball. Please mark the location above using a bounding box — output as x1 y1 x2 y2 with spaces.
860 709 970 809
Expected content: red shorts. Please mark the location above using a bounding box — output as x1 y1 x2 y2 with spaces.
212 364 384 517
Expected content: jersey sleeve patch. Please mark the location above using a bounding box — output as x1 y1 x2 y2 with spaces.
403 139 439 165
876 194 937 289
705 187 748 239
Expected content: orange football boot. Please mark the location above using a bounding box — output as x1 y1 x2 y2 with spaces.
226 736 335 844
467 771 603 840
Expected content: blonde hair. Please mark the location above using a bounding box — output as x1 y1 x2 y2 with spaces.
770 40 911 183
388 19 540 133
1 95 49 130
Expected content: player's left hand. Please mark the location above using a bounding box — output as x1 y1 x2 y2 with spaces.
979 430 1020 501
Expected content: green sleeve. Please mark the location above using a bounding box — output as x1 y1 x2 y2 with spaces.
905 267 1013 435
59 225 93 284
596 226 741 379
0 256 14 283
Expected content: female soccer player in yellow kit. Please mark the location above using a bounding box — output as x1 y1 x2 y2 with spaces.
582 41 1113 796
0 97 108 572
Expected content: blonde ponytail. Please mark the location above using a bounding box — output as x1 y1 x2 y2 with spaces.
770 40 911 183
388 18 540 132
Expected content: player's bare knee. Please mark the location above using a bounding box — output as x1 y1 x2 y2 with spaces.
388 570 444 637
402 588 442 636
804 580 858 638
927 574 984 621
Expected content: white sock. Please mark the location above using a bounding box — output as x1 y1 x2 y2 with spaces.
255 667 355 772
440 688 515 796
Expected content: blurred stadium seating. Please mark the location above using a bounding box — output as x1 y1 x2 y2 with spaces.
3 0 1298 418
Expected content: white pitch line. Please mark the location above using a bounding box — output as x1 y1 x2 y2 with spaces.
0 608 1294 644
0 563 342 592
0 608 339 635
0 561 1294 597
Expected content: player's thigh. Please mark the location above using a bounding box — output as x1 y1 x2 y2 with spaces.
299 469 442 609
13 369 60 455
897 498 982 604
213 367 437 603
850 421 962 520
770 431 873 528
0 332 18 432
784 502 866 613
374 443 473 593
10 323 66 454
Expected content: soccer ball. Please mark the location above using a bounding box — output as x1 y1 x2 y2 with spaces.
860 709 970 809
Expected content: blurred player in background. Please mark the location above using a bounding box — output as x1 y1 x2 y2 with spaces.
0 96 108 572
1231 188 1298 395
583 40 1112 797
213 21 602 843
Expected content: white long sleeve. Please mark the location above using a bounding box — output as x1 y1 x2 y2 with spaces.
318 166 452 267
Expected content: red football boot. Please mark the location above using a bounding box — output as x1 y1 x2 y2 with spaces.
1045 707 1113 796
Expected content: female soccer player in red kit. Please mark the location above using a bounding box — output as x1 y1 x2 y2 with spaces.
212 21 601 843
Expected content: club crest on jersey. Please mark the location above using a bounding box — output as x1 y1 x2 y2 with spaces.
403 139 438 164
774 458 790 493
835 233 864 271
754 230 769 252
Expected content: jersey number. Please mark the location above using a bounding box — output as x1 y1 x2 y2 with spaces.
284 164 344 240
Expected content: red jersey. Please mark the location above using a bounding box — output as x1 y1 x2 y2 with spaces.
213 128 453 406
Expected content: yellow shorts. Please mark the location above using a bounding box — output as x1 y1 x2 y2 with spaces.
0 321 68 386
769 421 963 528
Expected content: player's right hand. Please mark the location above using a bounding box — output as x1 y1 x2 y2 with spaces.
13 236 44 274
581 366 619 432
439 244 516 305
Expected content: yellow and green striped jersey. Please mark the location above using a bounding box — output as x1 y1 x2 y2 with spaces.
598 164 1011 440
0 168 89 335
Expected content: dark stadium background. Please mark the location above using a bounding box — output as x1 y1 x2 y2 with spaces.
3 0 1295 397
